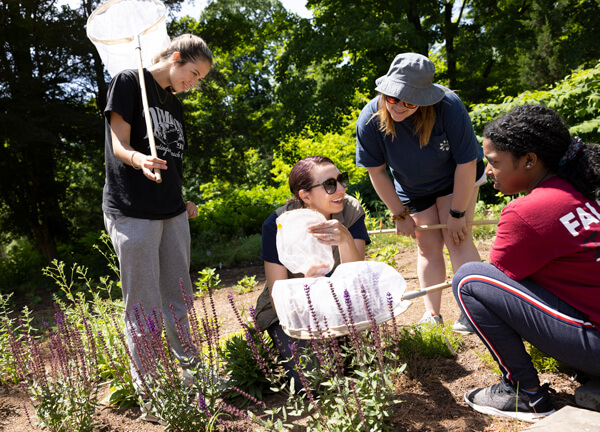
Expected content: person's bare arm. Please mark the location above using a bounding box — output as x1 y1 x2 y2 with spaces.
447 159 477 245
264 261 289 314
109 111 167 182
366 164 416 237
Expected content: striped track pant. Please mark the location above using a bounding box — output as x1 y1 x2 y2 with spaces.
453 262 600 389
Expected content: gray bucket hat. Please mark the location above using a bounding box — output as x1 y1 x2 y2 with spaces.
375 53 445 106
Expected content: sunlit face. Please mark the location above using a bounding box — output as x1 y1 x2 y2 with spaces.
169 55 211 93
483 138 531 195
385 98 419 122
301 164 346 217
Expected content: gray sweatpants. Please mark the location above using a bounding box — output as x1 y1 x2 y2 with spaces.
104 211 195 388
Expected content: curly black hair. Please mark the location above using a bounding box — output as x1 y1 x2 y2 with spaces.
483 104 600 199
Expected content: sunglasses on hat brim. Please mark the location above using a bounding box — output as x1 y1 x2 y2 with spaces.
307 172 349 195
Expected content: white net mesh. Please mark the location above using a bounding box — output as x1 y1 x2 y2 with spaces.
86 0 171 77
276 209 335 275
272 261 411 339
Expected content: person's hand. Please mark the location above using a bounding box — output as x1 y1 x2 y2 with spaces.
394 216 416 238
304 263 330 278
446 215 467 245
308 219 351 245
185 201 198 218
134 153 167 182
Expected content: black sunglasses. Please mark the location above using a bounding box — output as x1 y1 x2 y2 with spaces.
385 95 418 109
307 172 349 194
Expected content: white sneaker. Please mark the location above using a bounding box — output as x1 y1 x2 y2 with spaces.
452 313 475 334
417 311 444 326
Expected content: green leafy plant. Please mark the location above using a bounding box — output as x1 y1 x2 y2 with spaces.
526 342 561 374
368 245 400 269
233 275 258 294
399 323 462 359
194 267 223 296
7 306 102 432
0 293 38 385
220 329 279 402
474 348 501 375
41 236 136 409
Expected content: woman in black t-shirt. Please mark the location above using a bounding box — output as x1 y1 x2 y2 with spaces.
102 34 212 416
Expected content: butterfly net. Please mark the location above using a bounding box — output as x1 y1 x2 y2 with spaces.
276 209 335 276
86 0 170 77
272 261 412 339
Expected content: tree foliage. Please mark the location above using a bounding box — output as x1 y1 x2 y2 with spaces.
171 0 295 193
0 0 103 261
2 0 600 267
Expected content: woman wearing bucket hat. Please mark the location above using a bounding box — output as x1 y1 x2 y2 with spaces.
356 53 485 333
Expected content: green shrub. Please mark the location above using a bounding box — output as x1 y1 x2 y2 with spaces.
0 239 50 299
191 233 262 269
220 330 279 402
397 323 462 360
191 183 287 239
194 267 223 296
233 275 258 294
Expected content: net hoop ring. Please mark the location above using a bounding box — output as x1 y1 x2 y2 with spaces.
86 0 167 45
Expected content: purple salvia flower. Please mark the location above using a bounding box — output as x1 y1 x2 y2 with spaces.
328 280 351 328
248 306 279 361
77 301 98 370
169 301 195 359
386 292 400 344
360 284 384 367
305 322 328 375
185 291 204 351
175 282 197 357
4 320 28 379
228 385 266 409
321 315 344 376
216 400 256 428
289 343 317 404
349 378 367 428
95 330 127 386
198 295 218 360
303 284 325 339
244 330 269 375
343 289 361 352
227 294 245 328
200 315 216 370
207 286 221 342
112 314 151 396
197 392 211 417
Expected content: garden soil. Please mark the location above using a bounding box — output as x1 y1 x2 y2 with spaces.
0 239 582 431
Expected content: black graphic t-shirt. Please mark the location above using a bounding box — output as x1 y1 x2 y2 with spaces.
103 69 187 219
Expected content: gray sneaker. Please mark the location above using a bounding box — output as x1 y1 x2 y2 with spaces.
465 380 555 422
417 311 444 326
452 313 475 334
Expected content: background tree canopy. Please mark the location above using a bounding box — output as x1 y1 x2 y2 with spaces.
1 0 599 288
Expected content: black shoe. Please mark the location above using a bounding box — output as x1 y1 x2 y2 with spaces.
465 380 555 422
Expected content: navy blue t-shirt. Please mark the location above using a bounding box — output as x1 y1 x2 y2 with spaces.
356 88 483 201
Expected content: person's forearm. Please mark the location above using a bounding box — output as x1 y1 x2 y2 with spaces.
367 166 406 216
450 160 477 213
337 237 364 263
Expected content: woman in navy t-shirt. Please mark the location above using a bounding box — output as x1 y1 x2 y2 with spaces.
254 156 370 389
356 53 485 332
